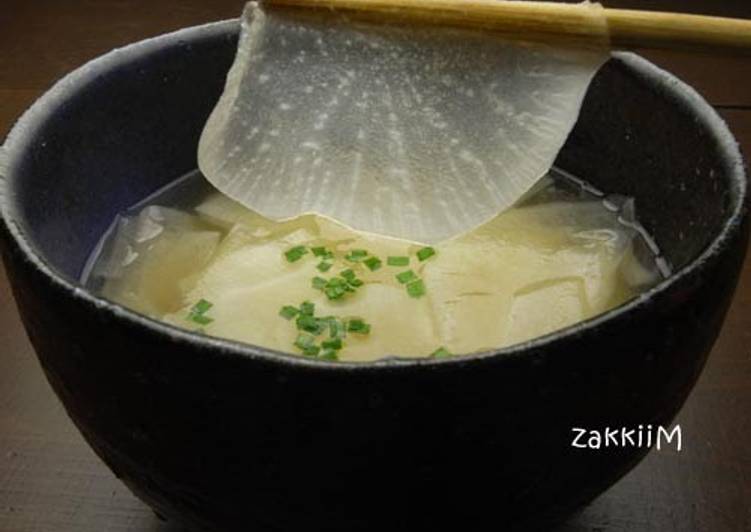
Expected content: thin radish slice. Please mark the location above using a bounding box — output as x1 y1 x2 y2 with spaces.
199 1 609 243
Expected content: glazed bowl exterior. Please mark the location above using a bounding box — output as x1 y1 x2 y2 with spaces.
0 20 747 531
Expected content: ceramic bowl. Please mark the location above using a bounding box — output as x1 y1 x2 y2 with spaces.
0 19 747 531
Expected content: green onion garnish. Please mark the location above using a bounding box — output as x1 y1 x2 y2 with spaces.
345 249 368 262
312 270 364 300
396 270 418 284
430 346 452 358
363 256 382 271
297 314 324 335
322 338 343 350
387 256 409 267
299 301 315 316
340 269 364 288
302 344 321 357
294 333 316 350
347 318 371 334
284 245 308 263
187 299 214 325
296 315 316 332
325 288 345 300
319 349 339 360
283 302 371 359
326 289 346 300
190 299 213 315
406 279 426 298
190 314 213 326
316 261 333 272
312 246 334 259
416 247 436 262
329 319 346 339
279 305 299 320
323 277 349 300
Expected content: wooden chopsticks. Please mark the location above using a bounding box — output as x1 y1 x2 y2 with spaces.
261 0 751 54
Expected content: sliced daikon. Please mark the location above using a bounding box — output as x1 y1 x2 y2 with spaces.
93 206 222 316
166 235 435 361
504 278 588 345
198 2 609 242
96 178 662 361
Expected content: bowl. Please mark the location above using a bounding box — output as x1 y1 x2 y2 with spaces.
0 19 748 531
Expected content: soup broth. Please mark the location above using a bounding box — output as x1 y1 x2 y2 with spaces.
85 170 666 362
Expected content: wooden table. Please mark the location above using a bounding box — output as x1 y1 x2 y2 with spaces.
1 1 749 530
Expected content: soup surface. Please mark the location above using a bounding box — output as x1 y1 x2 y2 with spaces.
85 171 665 362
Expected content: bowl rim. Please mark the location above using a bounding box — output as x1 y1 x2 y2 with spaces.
0 19 747 372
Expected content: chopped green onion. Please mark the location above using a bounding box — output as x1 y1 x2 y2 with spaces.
363 256 382 271
190 314 213 326
190 299 213 315
313 271 364 301
322 338 343 350
297 315 325 335
319 349 339 360
396 270 418 284
325 287 345 300
345 249 368 262
188 299 214 325
339 268 364 288
324 286 347 301
300 301 315 316
316 261 333 272
430 346 452 358
416 246 436 262
284 245 308 262
312 246 334 260
347 318 371 334
294 333 316 350
406 279 426 298
283 302 371 358
302 344 321 357
387 256 409 267
322 277 348 300
279 305 299 320
296 315 318 332
297 318 321 335
326 290 344 301
329 319 346 339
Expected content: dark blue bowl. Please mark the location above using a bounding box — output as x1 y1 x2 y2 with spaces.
0 19 748 531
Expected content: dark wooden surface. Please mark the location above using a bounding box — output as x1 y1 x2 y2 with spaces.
1 1 749 530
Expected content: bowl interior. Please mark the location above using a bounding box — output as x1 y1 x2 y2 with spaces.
0 22 745 290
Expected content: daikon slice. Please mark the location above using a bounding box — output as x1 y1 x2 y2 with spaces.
504 277 588 345
198 1 609 243
167 236 435 361
422 198 637 352
91 206 222 316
